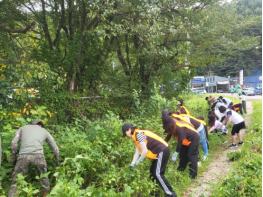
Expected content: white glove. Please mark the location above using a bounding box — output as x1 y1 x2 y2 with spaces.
129 163 136 168
171 152 179 162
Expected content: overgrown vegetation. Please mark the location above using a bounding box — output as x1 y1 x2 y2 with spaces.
212 101 262 197
0 0 261 196
0 92 230 197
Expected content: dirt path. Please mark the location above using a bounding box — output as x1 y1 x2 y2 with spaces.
183 100 254 197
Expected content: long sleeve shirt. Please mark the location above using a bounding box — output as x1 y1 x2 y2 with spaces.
163 117 199 153
11 125 59 159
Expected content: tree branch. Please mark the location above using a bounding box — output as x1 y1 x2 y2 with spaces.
0 22 35 34
40 0 53 49
115 37 129 76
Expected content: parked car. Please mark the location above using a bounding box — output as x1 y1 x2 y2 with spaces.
243 87 255 96
191 87 207 94
255 87 262 95
217 89 224 93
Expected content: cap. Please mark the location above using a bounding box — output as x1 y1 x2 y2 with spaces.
121 123 134 137
31 119 44 127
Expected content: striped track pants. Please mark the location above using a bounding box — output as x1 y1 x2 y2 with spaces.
150 148 176 197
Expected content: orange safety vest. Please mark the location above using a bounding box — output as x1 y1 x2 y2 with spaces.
132 129 168 160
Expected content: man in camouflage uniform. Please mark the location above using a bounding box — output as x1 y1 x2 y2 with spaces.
8 120 60 197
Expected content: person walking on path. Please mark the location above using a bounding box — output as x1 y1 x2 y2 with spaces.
239 91 247 114
162 112 199 179
218 106 246 148
8 120 60 197
122 123 176 197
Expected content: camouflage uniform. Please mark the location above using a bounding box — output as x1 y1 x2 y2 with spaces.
8 122 59 197
8 154 50 197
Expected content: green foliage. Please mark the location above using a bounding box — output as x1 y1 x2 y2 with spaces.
0 0 261 195
0 92 236 196
227 150 242 161
2 0 260 99
199 0 262 76
212 101 262 197
16 174 39 197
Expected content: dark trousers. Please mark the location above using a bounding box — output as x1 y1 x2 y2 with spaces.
177 143 199 179
150 148 176 197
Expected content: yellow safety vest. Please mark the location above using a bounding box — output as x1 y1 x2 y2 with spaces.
180 106 190 115
171 114 198 133
132 129 168 160
180 114 207 126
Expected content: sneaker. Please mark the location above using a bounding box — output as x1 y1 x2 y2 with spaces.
166 192 177 197
238 141 244 145
198 161 202 167
202 155 208 161
228 144 238 148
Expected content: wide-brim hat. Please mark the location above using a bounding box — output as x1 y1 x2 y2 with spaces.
208 96 216 104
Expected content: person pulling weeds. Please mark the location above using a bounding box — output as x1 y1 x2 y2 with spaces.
122 123 176 197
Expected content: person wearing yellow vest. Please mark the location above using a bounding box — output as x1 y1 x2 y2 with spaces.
161 112 199 179
171 113 209 161
122 123 176 197
177 99 190 115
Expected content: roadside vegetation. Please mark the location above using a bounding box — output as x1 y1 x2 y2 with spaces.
212 101 262 197
0 0 261 196
0 92 231 196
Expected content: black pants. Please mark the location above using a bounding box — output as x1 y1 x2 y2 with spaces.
150 148 176 197
177 143 199 179
231 121 246 135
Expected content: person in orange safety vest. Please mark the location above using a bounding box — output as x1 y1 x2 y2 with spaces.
161 111 199 179
122 123 176 197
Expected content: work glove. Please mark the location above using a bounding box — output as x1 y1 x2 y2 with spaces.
129 163 136 169
171 152 179 162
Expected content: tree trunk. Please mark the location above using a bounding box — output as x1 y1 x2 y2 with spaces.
139 64 151 98
68 65 77 92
